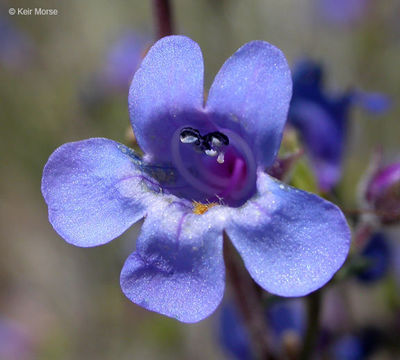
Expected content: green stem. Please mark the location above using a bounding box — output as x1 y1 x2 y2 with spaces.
300 290 322 360
223 233 275 360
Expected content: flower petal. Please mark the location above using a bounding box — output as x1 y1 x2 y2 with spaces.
225 172 350 296
42 138 164 247
128 35 205 162
120 203 226 323
206 41 292 168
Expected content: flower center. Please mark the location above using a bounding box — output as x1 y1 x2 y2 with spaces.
171 126 256 207
192 201 219 215
180 127 229 164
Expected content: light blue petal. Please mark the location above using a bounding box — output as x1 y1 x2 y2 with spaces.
42 138 165 247
206 41 292 167
128 35 205 162
226 172 350 296
120 203 227 323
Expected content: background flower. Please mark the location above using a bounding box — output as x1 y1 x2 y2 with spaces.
317 0 369 25
288 59 390 192
79 30 149 110
0 15 34 70
355 232 391 283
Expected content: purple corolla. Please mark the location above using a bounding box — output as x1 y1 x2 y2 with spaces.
42 36 350 322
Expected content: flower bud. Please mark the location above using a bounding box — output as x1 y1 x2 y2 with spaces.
366 162 400 224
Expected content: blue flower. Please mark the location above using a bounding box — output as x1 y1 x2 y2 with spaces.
218 299 305 359
102 30 149 91
288 59 389 192
218 303 252 360
42 36 350 323
267 299 305 341
356 233 390 283
317 0 368 25
331 328 382 360
0 15 34 70
79 31 149 108
332 335 365 360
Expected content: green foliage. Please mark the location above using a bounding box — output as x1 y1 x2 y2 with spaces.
290 158 319 194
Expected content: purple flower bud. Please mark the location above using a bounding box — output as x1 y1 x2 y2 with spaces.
366 162 400 224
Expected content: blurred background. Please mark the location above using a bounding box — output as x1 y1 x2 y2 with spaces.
0 0 399 359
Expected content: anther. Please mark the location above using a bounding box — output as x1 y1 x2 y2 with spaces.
204 132 229 147
217 152 225 164
180 127 201 145
179 127 230 164
205 149 218 157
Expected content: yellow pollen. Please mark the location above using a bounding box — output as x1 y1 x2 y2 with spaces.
192 201 218 215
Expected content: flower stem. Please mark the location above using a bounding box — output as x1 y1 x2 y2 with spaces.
153 0 174 39
223 233 275 360
300 290 322 360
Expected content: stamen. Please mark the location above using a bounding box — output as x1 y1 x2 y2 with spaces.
172 128 222 195
204 132 229 147
180 128 201 144
192 201 218 215
172 126 256 203
205 149 218 157
180 135 199 144
180 127 230 164
217 152 225 164
211 137 222 147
